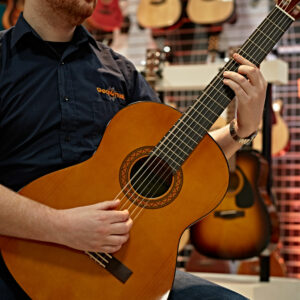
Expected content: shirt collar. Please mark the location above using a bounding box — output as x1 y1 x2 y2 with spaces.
11 13 100 50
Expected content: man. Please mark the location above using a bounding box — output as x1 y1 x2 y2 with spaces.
0 0 267 298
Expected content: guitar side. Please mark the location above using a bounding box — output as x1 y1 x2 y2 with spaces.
0 102 229 299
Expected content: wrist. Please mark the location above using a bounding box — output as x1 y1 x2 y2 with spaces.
229 119 258 145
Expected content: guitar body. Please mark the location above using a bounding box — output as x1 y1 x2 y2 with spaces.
191 150 271 259
253 99 290 156
137 0 182 29
86 0 123 32
0 102 229 299
2 0 23 29
186 0 235 24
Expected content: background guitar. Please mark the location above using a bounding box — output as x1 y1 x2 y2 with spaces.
2 0 24 29
86 0 123 32
186 0 235 25
137 0 182 29
253 99 290 156
190 100 272 260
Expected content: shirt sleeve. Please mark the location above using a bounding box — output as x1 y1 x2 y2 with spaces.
125 60 161 104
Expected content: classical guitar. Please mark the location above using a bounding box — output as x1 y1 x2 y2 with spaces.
190 100 272 260
137 0 182 29
2 0 23 29
86 0 123 32
253 99 290 156
186 0 235 25
0 1 298 298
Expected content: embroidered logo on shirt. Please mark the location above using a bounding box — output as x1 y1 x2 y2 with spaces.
97 87 125 101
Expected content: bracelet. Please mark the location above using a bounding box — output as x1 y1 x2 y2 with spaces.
229 119 258 146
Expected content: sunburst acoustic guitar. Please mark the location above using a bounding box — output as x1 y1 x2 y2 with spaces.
190 100 272 260
0 1 299 298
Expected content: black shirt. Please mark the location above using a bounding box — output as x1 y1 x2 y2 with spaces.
0 14 160 192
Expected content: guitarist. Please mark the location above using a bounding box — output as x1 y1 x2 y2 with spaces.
0 0 267 299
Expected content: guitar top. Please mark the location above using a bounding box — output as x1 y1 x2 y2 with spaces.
137 0 182 29
186 0 235 25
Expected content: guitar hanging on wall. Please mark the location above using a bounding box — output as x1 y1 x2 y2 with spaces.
2 0 24 29
186 0 235 25
190 100 272 260
86 0 123 32
0 1 299 299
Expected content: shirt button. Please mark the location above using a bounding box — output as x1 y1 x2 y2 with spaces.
61 61 65 65
64 97 69 102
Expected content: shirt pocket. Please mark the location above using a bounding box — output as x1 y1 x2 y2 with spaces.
92 97 126 147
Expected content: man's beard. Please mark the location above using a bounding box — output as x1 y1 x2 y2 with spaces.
45 0 97 26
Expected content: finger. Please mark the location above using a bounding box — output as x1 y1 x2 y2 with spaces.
101 245 122 253
223 71 253 93
104 234 129 246
110 218 133 234
96 199 120 210
101 210 130 223
232 53 256 68
223 78 249 101
237 65 262 87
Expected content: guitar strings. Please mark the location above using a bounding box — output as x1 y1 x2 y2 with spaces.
129 4 293 221
86 2 293 264
116 3 290 220
116 4 291 217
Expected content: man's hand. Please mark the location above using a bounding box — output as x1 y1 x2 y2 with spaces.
55 200 132 253
223 53 267 138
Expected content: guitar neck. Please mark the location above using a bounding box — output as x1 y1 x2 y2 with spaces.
154 5 294 171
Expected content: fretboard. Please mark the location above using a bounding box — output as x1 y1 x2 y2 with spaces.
154 5 294 171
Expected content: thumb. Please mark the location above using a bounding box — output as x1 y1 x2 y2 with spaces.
97 199 120 210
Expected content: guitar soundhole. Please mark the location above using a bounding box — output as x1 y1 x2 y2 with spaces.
228 172 240 192
120 146 183 209
130 156 173 198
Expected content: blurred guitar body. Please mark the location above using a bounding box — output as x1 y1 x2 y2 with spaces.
186 0 235 24
191 150 271 260
86 0 123 32
137 0 182 29
2 0 24 29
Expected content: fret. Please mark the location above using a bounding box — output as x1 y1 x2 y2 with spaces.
154 146 184 168
238 49 261 66
171 122 201 144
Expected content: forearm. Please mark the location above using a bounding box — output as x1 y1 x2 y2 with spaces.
209 124 242 160
0 184 61 244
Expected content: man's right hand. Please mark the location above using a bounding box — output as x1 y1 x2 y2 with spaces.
55 199 132 253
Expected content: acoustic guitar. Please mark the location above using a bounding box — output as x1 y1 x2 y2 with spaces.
137 0 182 29
0 1 298 298
253 99 290 156
2 0 23 29
186 0 235 25
190 100 271 260
86 0 123 32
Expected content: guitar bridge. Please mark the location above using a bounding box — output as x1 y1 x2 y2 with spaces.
214 210 245 219
86 252 132 283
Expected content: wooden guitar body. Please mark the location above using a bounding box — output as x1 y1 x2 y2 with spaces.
137 0 182 28
0 102 229 299
191 150 271 259
2 0 24 29
186 0 235 25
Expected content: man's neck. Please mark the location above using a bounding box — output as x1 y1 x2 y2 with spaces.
23 2 76 42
